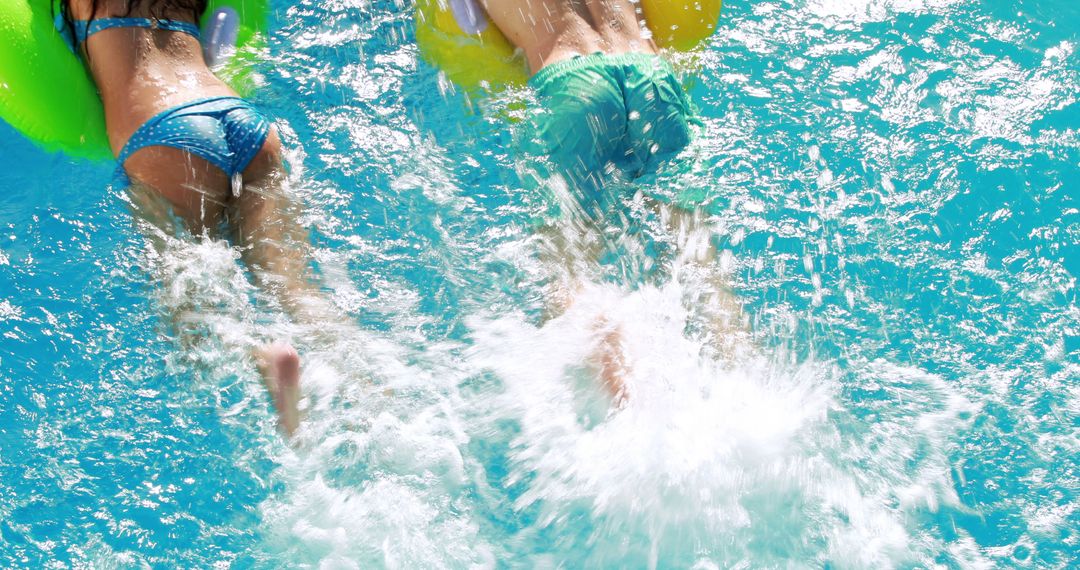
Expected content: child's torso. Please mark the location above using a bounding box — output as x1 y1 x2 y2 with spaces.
67 0 235 154
479 0 657 74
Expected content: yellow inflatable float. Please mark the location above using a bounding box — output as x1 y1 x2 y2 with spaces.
415 0 722 89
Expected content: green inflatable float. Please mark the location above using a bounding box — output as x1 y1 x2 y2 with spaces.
0 0 268 160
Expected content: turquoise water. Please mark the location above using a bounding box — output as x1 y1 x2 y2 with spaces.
1 0 1077 567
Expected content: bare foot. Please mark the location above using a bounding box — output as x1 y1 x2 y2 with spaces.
256 342 301 436
592 319 629 406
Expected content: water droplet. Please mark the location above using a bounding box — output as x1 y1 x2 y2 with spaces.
231 172 243 198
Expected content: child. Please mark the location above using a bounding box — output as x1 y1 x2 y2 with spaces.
58 0 335 434
478 0 702 401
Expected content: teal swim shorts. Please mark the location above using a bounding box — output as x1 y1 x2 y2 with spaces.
524 52 698 199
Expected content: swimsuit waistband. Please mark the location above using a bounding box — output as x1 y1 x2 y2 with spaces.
529 52 673 86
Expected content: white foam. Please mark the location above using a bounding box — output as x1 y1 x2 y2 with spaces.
465 280 978 566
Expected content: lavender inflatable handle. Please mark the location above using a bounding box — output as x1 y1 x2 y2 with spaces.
203 7 240 67
449 0 488 34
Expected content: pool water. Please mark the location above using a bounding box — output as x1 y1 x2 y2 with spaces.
1 0 1077 567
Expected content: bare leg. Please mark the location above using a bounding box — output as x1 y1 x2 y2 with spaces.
255 342 301 436
233 138 342 329
662 204 749 361
231 134 353 434
539 207 633 404
591 317 629 405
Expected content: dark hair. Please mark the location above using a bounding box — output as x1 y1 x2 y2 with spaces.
56 0 209 52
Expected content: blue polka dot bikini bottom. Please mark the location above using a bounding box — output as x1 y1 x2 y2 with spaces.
115 96 272 185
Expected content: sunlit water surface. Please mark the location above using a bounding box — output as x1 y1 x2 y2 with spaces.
1 0 1077 567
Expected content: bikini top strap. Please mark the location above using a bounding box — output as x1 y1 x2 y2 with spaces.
69 17 202 46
